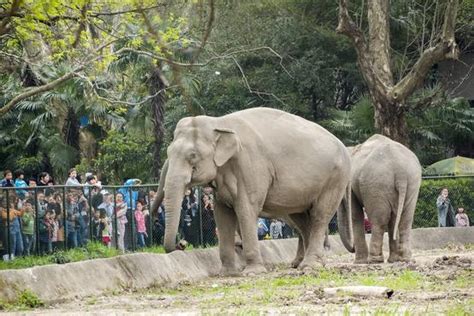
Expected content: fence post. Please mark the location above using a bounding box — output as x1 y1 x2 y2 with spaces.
34 187 40 255
198 187 203 247
113 188 118 251
129 187 135 252
88 188 93 242
6 189 11 259
146 186 152 247
62 187 68 250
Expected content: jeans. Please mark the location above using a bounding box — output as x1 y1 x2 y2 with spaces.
22 234 35 256
137 232 146 248
68 231 78 248
10 229 24 256
39 241 52 254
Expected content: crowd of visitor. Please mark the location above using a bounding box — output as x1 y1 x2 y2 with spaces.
1 169 471 259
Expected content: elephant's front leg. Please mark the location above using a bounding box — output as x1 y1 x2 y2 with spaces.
235 202 266 276
214 201 239 276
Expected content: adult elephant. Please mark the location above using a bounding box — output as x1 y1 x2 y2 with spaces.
344 134 422 264
151 108 353 275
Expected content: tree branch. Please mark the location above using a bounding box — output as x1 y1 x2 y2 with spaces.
0 65 84 116
230 56 287 107
0 40 118 117
367 0 393 86
0 0 21 36
336 0 386 97
75 72 178 106
118 46 292 78
390 0 459 102
191 0 215 63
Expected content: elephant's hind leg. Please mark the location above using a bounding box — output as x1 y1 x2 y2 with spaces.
299 190 343 270
352 196 369 264
288 213 310 268
387 216 401 263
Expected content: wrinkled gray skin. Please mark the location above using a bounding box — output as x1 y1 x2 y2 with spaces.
344 134 422 264
151 108 353 276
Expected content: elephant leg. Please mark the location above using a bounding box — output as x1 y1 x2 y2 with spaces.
234 226 243 248
324 229 330 251
352 196 368 264
299 192 342 270
368 223 385 263
214 201 239 276
387 216 401 263
397 198 416 262
235 202 266 276
288 213 310 268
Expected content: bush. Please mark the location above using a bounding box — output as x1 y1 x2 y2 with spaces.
414 177 474 228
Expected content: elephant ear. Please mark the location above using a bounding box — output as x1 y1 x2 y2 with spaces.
214 128 241 167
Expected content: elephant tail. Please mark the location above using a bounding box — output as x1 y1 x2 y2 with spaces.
393 179 407 241
337 182 354 253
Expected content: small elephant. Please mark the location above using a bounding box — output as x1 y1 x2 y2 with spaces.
345 134 422 263
151 107 353 275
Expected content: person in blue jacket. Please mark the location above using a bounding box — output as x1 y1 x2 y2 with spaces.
118 178 142 209
14 170 28 200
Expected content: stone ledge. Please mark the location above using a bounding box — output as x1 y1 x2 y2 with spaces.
0 227 472 303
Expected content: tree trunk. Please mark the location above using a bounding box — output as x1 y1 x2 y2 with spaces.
373 101 408 145
337 0 459 147
149 66 168 181
62 106 81 164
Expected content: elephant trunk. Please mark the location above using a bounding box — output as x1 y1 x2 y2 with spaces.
163 164 191 253
150 160 169 215
337 183 355 253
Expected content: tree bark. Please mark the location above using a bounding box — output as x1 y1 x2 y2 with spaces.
337 0 459 145
149 66 168 180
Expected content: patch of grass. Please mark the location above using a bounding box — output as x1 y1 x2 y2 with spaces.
445 300 474 316
453 270 472 289
355 270 424 290
0 290 44 311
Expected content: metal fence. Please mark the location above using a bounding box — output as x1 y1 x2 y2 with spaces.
0 176 472 259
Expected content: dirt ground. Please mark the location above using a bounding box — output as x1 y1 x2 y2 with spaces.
10 246 474 315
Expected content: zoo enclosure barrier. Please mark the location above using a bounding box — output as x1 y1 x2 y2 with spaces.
0 176 472 259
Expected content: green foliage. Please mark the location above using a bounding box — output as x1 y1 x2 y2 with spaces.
414 177 474 228
15 290 44 309
0 290 44 311
93 130 153 183
0 241 119 271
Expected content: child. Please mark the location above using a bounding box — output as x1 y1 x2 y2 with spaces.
39 211 53 254
92 210 101 242
134 201 147 248
21 199 35 256
1 200 24 257
50 211 59 251
99 209 111 247
455 208 470 227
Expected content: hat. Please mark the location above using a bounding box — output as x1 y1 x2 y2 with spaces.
85 172 93 179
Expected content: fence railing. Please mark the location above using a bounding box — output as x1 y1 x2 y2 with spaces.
0 176 472 259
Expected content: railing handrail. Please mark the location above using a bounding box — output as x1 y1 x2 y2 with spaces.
0 184 160 190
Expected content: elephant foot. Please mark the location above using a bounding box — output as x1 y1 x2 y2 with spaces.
219 266 240 277
291 256 304 269
242 263 267 276
388 255 415 264
354 257 368 264
298 256 325 271
368 255 384 264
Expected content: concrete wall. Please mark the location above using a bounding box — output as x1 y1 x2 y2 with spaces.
0 227 472 304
